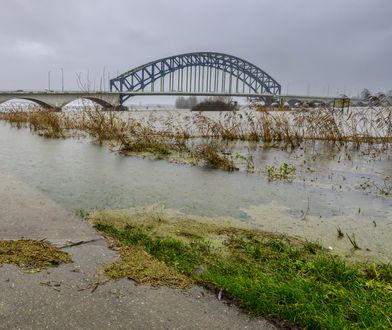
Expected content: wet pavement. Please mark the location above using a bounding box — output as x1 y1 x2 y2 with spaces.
0 171 276 330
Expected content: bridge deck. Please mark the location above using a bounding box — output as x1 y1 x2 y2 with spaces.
0 91 358 103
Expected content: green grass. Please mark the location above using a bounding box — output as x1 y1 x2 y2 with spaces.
94 220 392 329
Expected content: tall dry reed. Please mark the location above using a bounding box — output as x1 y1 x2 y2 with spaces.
1 105 391 150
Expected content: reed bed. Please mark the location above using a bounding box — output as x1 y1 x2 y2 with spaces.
188 106 392 147
0 108 66 138
1 105 391 169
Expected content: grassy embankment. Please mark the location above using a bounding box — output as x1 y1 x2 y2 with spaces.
90 210 392 329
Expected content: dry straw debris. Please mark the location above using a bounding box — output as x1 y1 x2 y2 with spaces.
103 245 192 288
0 240 71 270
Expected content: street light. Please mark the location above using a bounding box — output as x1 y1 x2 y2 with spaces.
61 68 64 92
48 71 51 91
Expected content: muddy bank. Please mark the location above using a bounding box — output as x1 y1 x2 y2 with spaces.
89 205 392 263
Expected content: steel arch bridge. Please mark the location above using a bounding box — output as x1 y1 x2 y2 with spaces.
110 52 281 104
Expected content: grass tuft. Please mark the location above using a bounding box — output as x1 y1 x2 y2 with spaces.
346 233 361 250
336 226 344 238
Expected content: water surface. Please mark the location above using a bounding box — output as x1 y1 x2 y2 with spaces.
1 118 391 262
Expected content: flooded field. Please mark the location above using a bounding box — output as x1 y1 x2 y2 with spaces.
0 108 391 263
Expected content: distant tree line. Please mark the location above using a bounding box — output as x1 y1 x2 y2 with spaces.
175 96 198 109
359 89 392 106
175 96 238 111
192 100 238 112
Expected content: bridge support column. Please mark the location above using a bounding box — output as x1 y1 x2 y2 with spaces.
263 97 273 106
102 105 128 111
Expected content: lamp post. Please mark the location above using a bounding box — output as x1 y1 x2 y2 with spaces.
61 68 64 92
48 71 51 91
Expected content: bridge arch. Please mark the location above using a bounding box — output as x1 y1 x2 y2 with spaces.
0 97 57 109
0 93 122 111
110 52 281 103
61 97 114 109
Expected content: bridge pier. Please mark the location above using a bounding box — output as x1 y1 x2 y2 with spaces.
263 97 274 106
102 105 128 111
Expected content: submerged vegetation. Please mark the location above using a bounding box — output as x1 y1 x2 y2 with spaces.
0 240 71 270
90 210 392 330
0 104 391 167
0 105 391 205
265 163 296 182
358 176 392 197
1 105 391 145
191 142 238 171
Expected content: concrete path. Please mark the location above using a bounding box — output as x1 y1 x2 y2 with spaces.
0 171 276 330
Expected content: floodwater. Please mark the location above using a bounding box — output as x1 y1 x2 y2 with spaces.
1 111 392 263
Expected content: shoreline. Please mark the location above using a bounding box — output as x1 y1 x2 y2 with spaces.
1 169 391 329
0 170 275 329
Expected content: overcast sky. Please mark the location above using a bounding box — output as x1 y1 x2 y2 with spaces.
1 0 391 99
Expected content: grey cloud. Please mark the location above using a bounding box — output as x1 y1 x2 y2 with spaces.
1 0 391 95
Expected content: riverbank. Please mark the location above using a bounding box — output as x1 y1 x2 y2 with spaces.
89 208 392 329
2 171 391 329
0 171 275 329
1 144 392 329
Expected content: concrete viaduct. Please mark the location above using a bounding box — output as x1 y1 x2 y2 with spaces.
0 91 124 111
0 90 350 111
